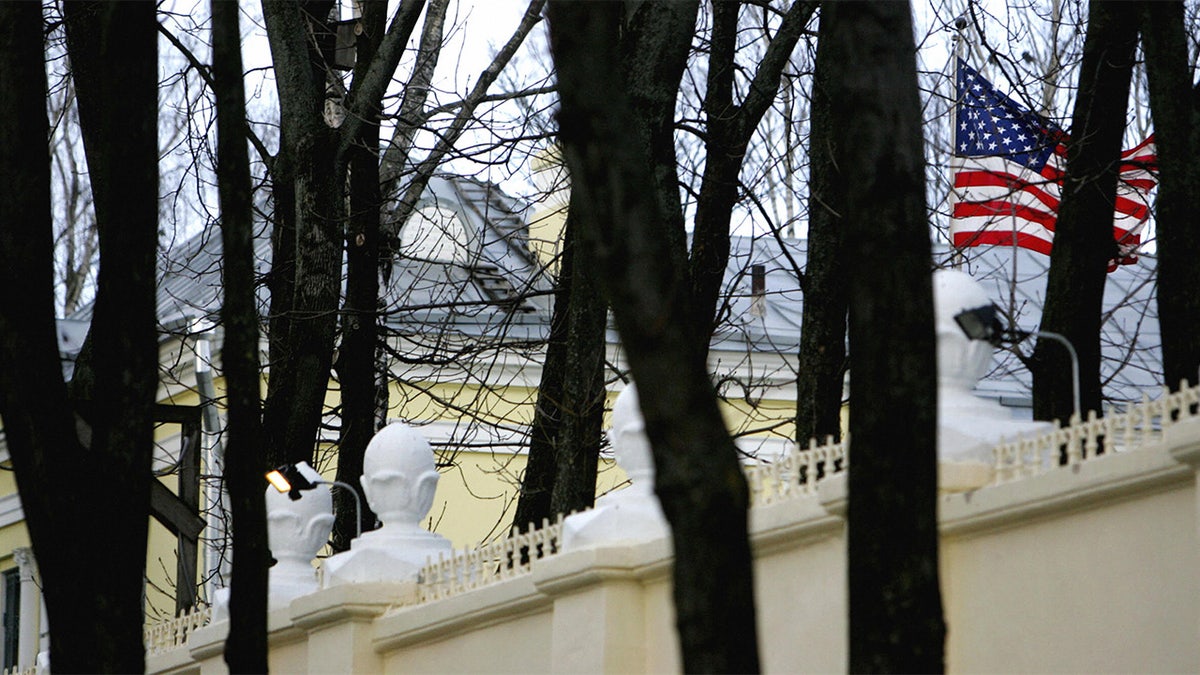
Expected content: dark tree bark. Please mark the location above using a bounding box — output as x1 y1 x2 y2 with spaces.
213 0 271 670
0 0 63 517
513 215 575 530
261 0 343 468
60 2 160 669
517 0 694 532
688 0 816 355
0 0 92 669
332 0 388 553
1141 1 1200 393
821 2 945 671
795 13 848 445
514 218 610 530
519 0 819 531
295 0 426 548
514 204 609 529
548 213 608 518
1032 1 1138 423
0 1 161 670
260 0 542 545
620 4 694 269
259 0 424 474
547 3 761 671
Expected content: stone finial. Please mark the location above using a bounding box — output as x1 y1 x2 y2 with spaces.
322 422 451 586
266 462 333 608
933 270 1051 490
562 384 669 549
934 269 996 393
360 422 440 531
212 463 334 619
610 382 654 496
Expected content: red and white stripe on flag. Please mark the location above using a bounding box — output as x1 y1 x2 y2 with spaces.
949 60 1157 269
950 138 1156 268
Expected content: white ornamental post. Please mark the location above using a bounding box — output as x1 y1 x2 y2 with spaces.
322 422 451 586
561 384 668 549
265 463 334 609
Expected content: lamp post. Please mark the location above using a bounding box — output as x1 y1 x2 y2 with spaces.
954 304 1081 421
266 463 363 540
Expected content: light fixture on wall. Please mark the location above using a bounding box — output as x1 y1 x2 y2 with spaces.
266 462 364 540
954 304 1081 421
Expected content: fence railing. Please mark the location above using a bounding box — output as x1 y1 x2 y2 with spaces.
144 605 211 656
991 383 1200 484
745 434 848 508
417 516 564 603
740 383 1200 499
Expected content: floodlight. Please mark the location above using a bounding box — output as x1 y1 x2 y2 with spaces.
265 469 292 494
265 462 363 539
954 304 1006 345
953 304 1081 420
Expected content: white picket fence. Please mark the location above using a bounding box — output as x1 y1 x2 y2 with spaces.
743 382 1200 495
745 434 848 507
991 383 1200 483
417 516 564 603
144 605 211 656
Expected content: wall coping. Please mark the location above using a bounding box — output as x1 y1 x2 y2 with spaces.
941 440 1192 537
185 607 302 663
372 574 549 653
291 581 417 630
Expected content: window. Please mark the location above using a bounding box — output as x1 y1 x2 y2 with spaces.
2 568 18 671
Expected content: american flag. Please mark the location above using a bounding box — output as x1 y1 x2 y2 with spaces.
949 59 1157 268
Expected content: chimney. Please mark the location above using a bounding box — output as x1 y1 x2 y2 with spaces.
750 264 766 317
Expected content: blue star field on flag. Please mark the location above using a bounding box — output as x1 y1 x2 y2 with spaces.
955 59 1061 172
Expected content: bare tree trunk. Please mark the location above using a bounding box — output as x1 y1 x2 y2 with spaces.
261 0 427 530
547 3 761 671
261 0 343 468
1032 0 1138 423
60 1 160 669
821 2 945 671
0 0 93 668
795 15 848 446
549 213 607 518
0 1 164 670
260 0 535 544
513 215 575 530
514 200 607 528
213 0 271 670
332 0 388 553
1141 1 1200 393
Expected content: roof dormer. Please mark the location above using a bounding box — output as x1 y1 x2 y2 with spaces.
399 203 480 265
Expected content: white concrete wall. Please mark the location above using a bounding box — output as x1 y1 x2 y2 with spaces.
941 445 1200 673
151 430 1200 674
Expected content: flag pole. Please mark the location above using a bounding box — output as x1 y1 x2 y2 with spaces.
949 16 968 269
1008 47 1019 318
